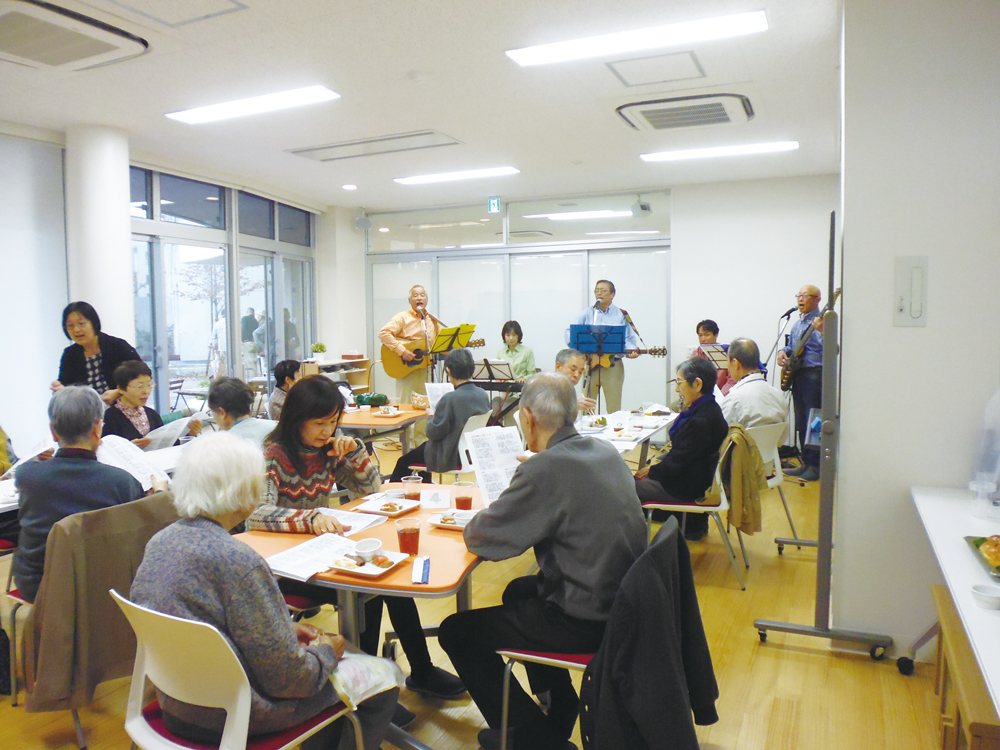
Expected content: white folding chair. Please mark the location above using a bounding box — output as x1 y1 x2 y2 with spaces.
641 444 748 590
110 590 361 750
745 423 804 554
512 409 526 449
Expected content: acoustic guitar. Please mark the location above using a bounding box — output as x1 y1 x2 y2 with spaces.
780 289 841 391
587 346 668 373
381 338 485 379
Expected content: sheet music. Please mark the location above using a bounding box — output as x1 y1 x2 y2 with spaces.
425 382 454 411
466 426 523 507
266 533 359 581
1 437 57 481
96 435 170 491
143 418 191 451
316 507 386 536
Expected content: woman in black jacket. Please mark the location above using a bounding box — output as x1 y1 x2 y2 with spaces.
51 301 141 405
634 356 729 541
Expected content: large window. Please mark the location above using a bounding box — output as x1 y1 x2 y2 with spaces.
131 169 316 409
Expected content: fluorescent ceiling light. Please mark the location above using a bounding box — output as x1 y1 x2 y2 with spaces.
460 242 504 249
342 184 358 191
166 85 340 124
408 221 487 230
394 166 519 185
378 227 390 233
586 230 662 236
523 210 633 221
641 140 799 162
506 11 767 67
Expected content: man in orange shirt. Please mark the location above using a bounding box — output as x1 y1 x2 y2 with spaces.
378 285 442 405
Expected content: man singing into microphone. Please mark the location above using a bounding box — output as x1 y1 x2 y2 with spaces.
379 285 442 407
565 279 639 414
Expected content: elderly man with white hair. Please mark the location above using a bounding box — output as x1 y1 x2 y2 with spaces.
130 432 397 750
12 385 164 602
439 373 647 750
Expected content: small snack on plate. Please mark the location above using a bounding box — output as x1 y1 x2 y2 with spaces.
371 554 393 568
344 552 366 566
330 556 359 570
439 516 458 525
978 535 1000 568
593 416 607 426
381 502 401 512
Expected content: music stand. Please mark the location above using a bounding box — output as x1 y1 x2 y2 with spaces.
428 324 477 382
699 343 730 370
474 360 517 426
570 324 626 414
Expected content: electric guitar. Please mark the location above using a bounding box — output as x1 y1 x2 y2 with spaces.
381 338 485 379
780 288 841 391
587 347 668 373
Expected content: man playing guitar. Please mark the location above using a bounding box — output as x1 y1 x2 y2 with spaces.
777 284 824 481
378 285 441 405
565 279 639 414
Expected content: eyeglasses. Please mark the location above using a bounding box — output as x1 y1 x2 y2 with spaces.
795 293 819 299
127 380 154 392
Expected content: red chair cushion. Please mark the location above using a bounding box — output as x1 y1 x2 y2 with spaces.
502 650 594 668
141 700 349 750
282 593 320 611
6 588 29 605
0 539 16 551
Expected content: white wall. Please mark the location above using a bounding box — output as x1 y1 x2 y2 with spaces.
670 176 839 375
315 207 368 359
0 134 68 450
836 0 1000 655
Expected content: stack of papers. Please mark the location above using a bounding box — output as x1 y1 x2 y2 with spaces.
267 533 363 582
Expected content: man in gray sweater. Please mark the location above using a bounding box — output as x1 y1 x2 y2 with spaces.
389 347 490 481
439 373 647 750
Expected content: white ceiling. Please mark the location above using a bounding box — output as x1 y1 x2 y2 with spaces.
0 0 842 211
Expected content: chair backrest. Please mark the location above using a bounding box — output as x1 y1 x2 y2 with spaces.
457 412 493 472
745 422 787 486
110 590 253 750
512 409 525 448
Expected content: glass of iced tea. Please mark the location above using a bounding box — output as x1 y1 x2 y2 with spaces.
401 475 422 501
395 518 421 555
453 481 474 511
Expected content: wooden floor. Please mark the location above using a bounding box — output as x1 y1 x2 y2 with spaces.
0 437 939 750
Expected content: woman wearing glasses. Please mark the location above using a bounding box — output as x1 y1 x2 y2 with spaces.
101 360 201 448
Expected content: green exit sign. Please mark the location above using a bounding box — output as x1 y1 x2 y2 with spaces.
487 197 501 214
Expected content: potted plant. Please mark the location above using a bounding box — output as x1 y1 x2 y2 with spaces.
311 342 327 362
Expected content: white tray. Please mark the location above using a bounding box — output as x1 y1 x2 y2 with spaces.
326 548 409 577
352 496 421 517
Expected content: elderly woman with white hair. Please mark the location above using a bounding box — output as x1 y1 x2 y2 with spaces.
130 432 397 750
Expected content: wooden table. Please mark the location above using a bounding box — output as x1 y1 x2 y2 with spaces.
339 404 428 454
240 483 482 750
238 482 482 643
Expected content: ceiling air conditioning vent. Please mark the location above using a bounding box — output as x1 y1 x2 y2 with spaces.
0 0 147 70
617 94 753 132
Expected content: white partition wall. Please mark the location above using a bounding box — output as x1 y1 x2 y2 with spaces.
511 253 588 374
589 250 670 409
438 256 506 360
370 260 433 396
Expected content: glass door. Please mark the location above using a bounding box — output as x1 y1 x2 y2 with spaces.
279 256 312 362
132 237 160 410
161 240 229 411
238 252 273 385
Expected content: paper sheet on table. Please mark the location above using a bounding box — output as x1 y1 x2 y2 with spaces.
266 533 360 582
642 403 673 416
96 435 169 492
1 437 57 480
425 382 454 411
419 487 450 509
316 507 386 536
466 426 522 507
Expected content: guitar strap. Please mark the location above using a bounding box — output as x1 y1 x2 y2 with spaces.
619 308 646 349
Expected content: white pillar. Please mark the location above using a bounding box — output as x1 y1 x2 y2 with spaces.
64 125 135 342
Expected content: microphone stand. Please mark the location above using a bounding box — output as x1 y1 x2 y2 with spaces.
765 313 795 386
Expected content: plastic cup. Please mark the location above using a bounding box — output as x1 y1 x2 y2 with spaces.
453 481 474 510
401 475 423 500
395 518 421 555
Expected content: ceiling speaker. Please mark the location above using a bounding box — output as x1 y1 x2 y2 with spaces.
354 215 373 231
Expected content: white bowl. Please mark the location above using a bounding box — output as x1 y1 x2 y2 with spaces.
385 489 405 499
359 404 371 411
354 538 382 562
971 584 1000 609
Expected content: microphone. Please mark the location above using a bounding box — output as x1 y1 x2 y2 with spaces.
780 307 797 319
594 300 602 310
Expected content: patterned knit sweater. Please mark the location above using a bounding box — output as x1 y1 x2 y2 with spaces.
246 438 380 534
